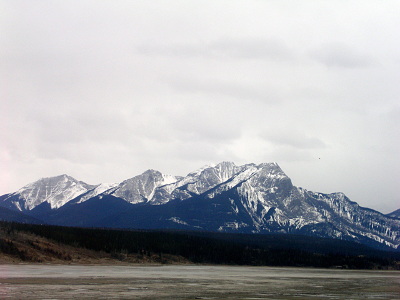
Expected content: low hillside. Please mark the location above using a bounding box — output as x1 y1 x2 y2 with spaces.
0 222 188 264
1 221 399 269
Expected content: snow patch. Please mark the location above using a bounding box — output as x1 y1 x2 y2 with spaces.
168 217 189 226
78 183 118 203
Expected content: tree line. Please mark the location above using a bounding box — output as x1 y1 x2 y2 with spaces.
1 221 399 269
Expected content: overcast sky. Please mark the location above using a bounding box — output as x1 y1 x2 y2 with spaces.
1 1 399 213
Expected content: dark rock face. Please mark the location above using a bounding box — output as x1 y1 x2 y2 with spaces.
1 162 399 250
387 209 400 219
0 206 43 224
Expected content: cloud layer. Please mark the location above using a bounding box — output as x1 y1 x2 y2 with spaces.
1 1 399 213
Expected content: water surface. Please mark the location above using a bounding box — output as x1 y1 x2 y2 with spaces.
0 264 399 299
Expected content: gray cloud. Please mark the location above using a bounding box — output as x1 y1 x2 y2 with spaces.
262 131 327 150
166 78 280 104
138 37 295 62
209 38 294 61
1 1 400 214
310 44 373 68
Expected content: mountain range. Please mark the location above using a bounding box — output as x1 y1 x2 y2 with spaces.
0 162 399 251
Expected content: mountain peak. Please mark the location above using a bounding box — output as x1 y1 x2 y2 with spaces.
257 161 279 168
216 161 236 167
142 169 162 175
18 174 78 191
8 174 95 210
256 162 287 177
111 169 181 204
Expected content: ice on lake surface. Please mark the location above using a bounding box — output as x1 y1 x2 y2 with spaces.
0 264 399 299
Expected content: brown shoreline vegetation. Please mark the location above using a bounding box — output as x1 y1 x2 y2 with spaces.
0 226 189 265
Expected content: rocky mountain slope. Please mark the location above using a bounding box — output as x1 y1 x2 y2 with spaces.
387 209 400 219
0 174 96 211
1 162 399 251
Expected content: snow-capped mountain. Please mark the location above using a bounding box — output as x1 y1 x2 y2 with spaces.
110 170 182 204
0 162 399 251
0 174 96 211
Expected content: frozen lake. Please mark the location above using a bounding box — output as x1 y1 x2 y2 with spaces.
0 264 399 299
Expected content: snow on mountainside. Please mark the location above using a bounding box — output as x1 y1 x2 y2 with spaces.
0 162 399 250
110 170 182 204
151 161 246 204
77 182 119 203
0 175 96 210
